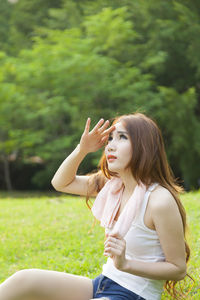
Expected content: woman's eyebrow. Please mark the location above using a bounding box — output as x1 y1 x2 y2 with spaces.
117 130 128 134
109 130 128 137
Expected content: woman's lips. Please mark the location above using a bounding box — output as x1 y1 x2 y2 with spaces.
107 155 117 162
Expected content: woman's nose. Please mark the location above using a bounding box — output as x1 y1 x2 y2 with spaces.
107 141 116 152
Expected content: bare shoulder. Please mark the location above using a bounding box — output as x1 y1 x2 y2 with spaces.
148 185 179 213
148 184 184 239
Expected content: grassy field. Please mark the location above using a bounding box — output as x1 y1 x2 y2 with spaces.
0 190 199 299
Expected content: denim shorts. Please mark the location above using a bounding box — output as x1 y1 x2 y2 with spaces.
92 274 146 300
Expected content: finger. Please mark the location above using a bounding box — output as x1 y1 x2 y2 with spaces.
104 252 113 258
104 239 124 249
91 118 104 133
104 243 124 255
104 241 118 249
101 125 115 137
109 232 123 240
105 234 122 242
105 238 125 250
104 252 113 257
98 120 110 133
99 136 109 147
104 241 124 252
104 247 114 257
104 247 121 257
84 118 91 134
104 236 117 245
104 245 121 252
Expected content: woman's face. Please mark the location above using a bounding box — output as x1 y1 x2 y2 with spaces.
105 121 132 173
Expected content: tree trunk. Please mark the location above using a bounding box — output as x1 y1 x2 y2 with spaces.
2 154 13 191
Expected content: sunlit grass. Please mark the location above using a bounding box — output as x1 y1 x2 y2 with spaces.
0 190 199 299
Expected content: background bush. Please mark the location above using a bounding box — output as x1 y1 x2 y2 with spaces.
0 0 200 190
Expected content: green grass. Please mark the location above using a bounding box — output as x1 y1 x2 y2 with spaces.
0 190 199 299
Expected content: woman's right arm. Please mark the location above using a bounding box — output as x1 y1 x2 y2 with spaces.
51 118 114 197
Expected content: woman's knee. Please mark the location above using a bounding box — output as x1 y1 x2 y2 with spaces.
0 269 37 300
12 269 35 283
9 269 38 295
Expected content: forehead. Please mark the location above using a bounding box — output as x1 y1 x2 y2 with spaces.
113 121 127 132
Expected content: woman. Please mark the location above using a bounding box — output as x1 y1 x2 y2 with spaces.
0 113 189 300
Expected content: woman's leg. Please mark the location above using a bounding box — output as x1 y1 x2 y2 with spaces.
0 269 93 300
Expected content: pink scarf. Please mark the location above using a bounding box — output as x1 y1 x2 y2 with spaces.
91 177 146 237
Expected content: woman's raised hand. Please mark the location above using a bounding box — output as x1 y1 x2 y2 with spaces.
79 118 115 155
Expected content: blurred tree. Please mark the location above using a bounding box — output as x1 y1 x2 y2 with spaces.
0 52 46 189
0 1 200 189
0 8 158 188
0 0 63 54
0 1 11 53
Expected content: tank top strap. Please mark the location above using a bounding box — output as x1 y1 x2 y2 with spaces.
136 183 159 223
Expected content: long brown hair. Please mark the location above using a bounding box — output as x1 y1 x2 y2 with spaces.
87 113 192 299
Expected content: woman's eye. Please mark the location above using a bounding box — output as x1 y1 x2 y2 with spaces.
120 134 128 139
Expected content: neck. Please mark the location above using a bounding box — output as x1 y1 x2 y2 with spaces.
118 169 137 195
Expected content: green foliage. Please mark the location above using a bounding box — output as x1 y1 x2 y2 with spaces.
0 1 11 52
0 0 200 189
154 87 200 187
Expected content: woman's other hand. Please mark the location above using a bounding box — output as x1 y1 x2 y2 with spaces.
79 118 115 155
104 233 127 272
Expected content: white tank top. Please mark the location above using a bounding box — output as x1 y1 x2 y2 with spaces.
102 183 165 300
